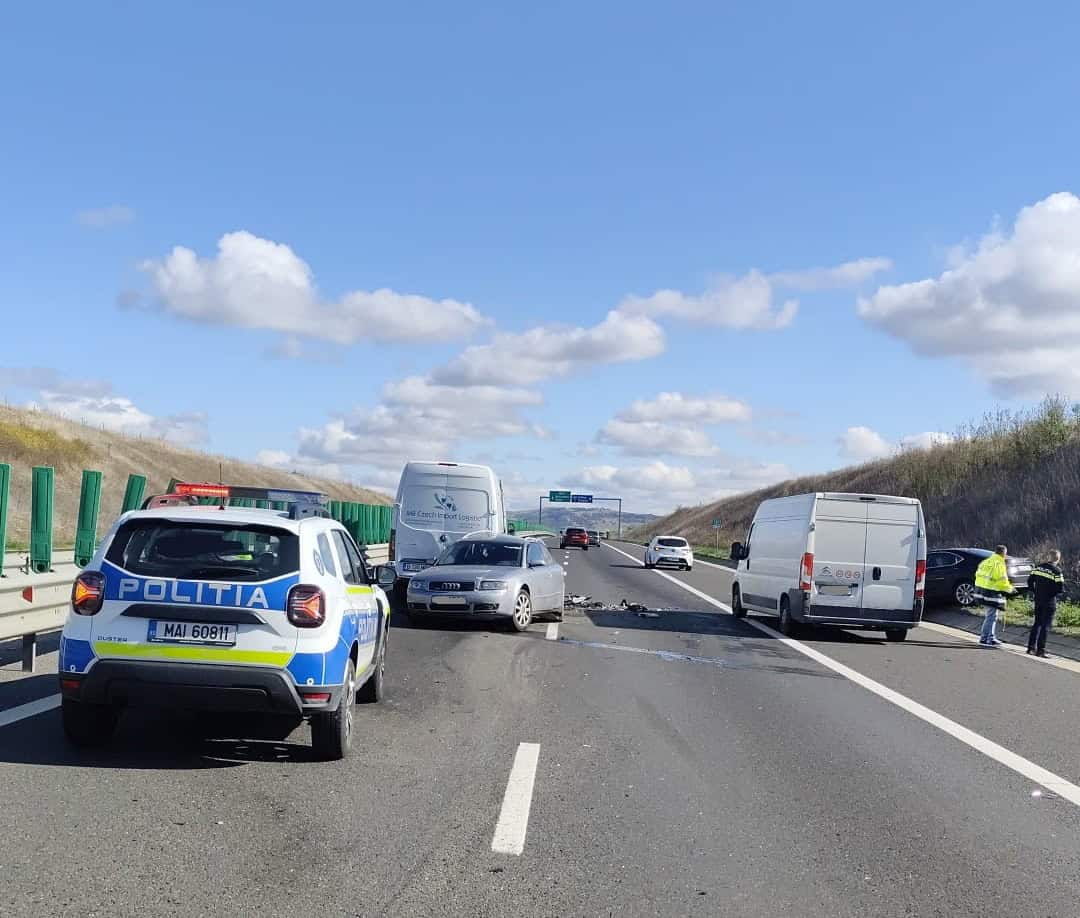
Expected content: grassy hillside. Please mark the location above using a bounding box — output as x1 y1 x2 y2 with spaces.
0 405 389 549
634 400 1080 580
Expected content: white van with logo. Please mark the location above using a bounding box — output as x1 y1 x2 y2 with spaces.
390 461 506 601
730 492 926 641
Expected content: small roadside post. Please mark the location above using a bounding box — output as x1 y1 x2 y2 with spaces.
712 518 723 553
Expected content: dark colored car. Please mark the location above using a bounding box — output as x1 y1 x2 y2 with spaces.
924 548 1032 607
560 527 589 550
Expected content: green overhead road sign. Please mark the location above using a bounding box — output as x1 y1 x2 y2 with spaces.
549 490 571 502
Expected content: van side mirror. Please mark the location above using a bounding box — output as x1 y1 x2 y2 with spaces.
730 542 746 561
375 565 397 589
507 524 516 534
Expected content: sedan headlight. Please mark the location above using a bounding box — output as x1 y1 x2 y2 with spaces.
409 580 428 592
478 580 508 591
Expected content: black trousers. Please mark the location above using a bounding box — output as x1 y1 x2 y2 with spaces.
1027 606 1055 654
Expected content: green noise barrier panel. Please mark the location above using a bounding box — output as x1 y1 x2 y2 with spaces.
30 466 54 573
0 463 9 561
121 474 146 513
74 470 103 567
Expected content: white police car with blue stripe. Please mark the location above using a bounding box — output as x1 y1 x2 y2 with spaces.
58 483 393 761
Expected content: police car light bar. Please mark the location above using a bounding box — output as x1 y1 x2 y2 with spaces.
173 483 327 505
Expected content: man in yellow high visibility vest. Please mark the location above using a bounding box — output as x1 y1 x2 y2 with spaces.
975 544 1016 646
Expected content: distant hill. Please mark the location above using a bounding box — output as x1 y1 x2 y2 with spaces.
0 405 389 549
511 505 658 536
632 399 1080 579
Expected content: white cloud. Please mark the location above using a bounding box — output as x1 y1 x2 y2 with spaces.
569 459 792 514
839 426 953 461
771 257 892 290
293 376 548 472
140 230 491 346
618 391 751 424
859 192 1080 397
900 431 954 451
619 270 797 330
256 449 292 468
838 426 894 461
431 309 665 386
76 205 135 228
597 419 723 457
0 367 208 444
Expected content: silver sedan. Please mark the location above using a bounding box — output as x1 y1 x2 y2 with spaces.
406 535 565 631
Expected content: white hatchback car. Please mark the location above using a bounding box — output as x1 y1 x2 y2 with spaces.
644 536 694 571
58 483 393 760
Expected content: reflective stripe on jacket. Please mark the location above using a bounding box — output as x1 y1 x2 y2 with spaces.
975 554 1012 607
1027 563 1065 611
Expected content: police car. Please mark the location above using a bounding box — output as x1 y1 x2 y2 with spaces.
58 483 394 761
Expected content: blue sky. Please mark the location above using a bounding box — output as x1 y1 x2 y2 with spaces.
2 1 1079 512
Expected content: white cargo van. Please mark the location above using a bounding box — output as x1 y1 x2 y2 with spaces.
729 492 926 641
390 461 506 600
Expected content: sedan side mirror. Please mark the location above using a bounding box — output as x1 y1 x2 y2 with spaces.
375 565 397 589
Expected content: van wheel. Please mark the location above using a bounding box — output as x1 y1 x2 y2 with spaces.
61 699 118 748
778 596 798 637
731 587 747 620
885 629 908 643
311 659 355 761
954 581 977 607
357 631 386 703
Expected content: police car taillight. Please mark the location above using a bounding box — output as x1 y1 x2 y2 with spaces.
287 585 326 628
72 571 106 615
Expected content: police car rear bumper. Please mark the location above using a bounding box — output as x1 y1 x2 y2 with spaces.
63 661 343 717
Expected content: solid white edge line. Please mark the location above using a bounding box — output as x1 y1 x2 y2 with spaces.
545 622 559 641
0 693 60 728
491 742 541 855
601 542 1080 808
917 620 1080 675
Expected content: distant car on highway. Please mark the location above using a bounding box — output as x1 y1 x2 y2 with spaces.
924 548 1032 607
587 529 600 546
57 483 393 760
645 536 694 570
406 535 564 631
561 527 589 550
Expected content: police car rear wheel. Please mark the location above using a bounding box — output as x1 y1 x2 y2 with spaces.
357 633 386 704
311 659 355 761
511 591 533 632
61 699 118 748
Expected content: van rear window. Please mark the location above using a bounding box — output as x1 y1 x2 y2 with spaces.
401 485 491 531
105 520 299 582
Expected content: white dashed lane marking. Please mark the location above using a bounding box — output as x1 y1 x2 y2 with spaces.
491 742 541 855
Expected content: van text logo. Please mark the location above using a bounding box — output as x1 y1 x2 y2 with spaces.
434 492 458 513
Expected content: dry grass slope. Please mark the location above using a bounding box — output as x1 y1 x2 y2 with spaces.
634 399 1080 582
0 405 389 548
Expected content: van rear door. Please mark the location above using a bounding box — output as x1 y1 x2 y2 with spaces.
861 501 919 612
811 498 868 611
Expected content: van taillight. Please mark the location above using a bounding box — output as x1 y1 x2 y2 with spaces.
287 585 326 628
915 559 927 600
72 571 106 615
388 528 396 560
800 553 814 591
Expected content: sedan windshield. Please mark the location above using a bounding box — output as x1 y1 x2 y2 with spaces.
436 541 522 567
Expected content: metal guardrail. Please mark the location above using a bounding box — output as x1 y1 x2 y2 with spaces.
0 544 392 673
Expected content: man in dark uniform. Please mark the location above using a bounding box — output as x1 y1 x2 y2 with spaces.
1027 550 1065 658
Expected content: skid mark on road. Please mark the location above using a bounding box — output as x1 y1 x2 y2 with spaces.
602 542 1080 809
491 742 541 855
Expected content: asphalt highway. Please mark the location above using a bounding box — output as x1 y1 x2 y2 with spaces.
1 538 1078 917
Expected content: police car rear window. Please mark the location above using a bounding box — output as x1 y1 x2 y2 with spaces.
105 520 299 582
